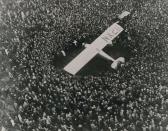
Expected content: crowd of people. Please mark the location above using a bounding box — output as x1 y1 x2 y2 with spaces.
0 0 168 130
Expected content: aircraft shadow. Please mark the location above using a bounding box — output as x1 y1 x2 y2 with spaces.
52 43 131 76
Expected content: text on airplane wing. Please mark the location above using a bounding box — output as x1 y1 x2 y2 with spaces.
64 23 123 75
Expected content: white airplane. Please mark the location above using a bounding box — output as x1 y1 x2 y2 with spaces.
64 11 130 75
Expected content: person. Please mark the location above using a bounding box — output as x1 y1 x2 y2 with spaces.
61 50 66 56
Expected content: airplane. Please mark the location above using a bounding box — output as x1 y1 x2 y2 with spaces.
64 11 130 75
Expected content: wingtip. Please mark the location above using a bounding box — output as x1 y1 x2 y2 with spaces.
63 67 76 75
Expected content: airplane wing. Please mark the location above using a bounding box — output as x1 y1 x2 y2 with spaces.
64 23 124 75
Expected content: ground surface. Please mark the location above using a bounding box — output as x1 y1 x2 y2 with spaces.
0 0 168 131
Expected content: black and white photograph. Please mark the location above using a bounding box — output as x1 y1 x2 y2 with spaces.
0 0 168 130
